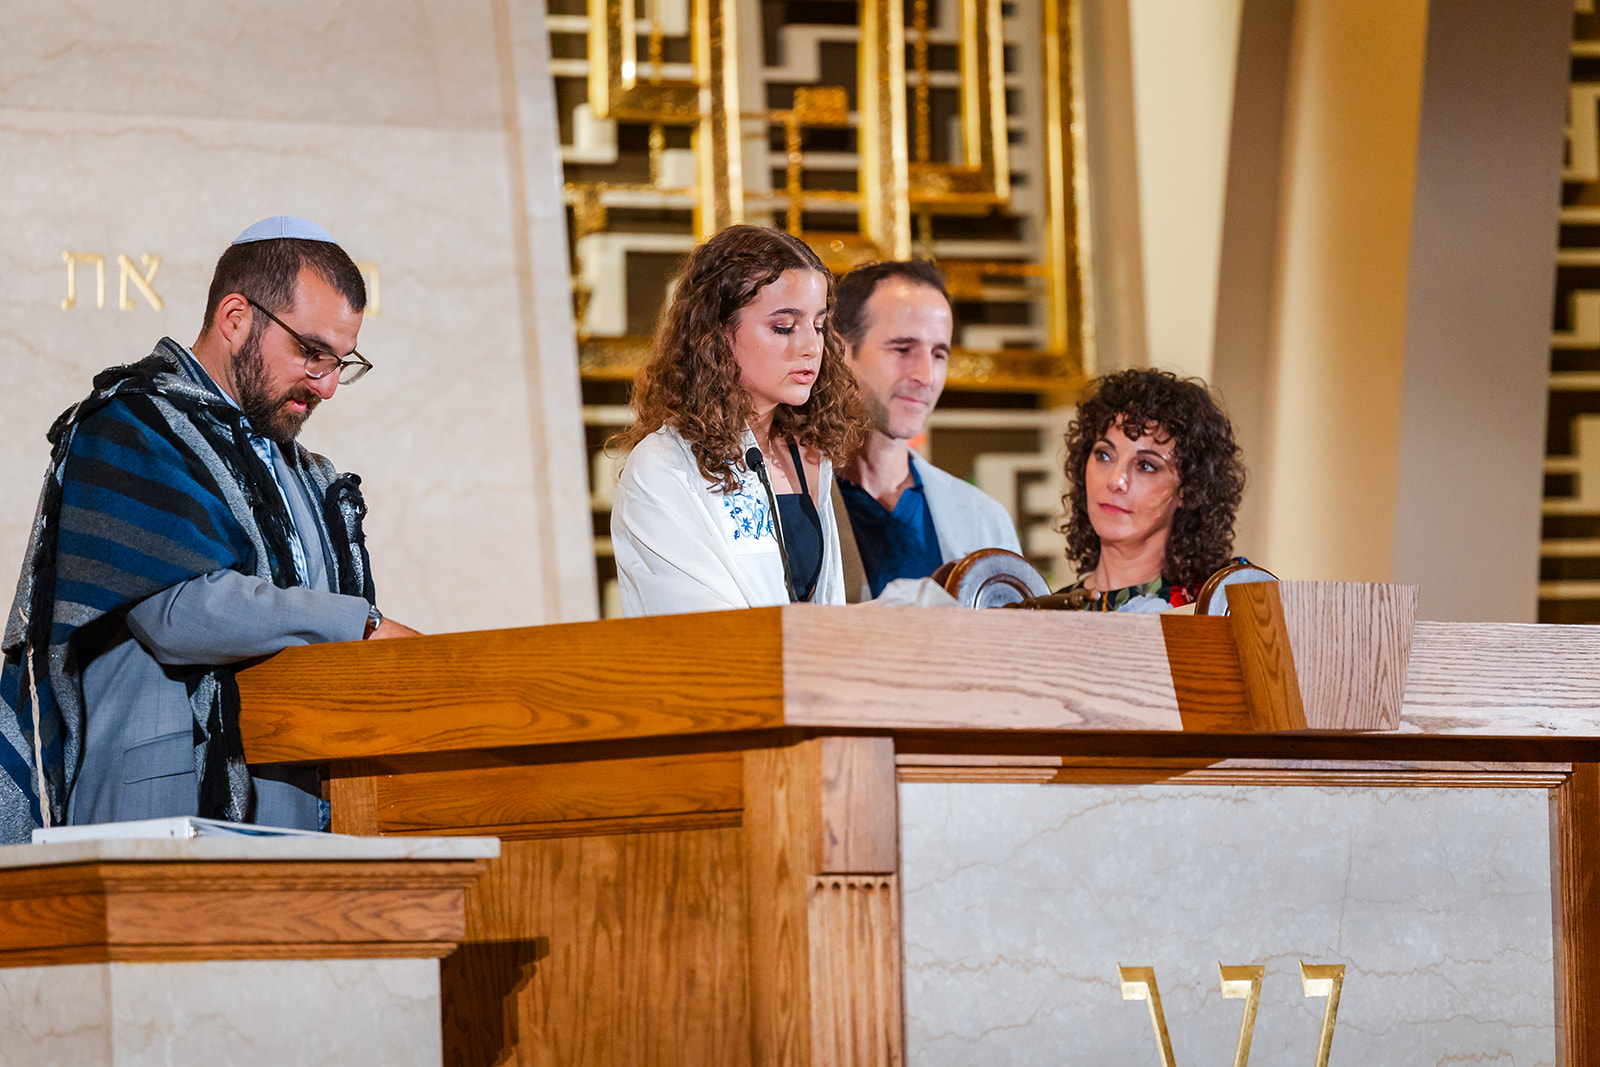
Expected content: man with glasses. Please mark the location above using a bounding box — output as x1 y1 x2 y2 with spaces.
0 216 417 843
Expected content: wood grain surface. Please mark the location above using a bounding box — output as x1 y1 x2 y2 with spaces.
1403 621 1600 734
742 738 906 1066
1553 763 1600 1066
1158 615 1253 731
820 737 898 874
744 742 822 1066
896 753 1572 788
1275 581 1416 730
1227 582 1309 731
0 859 483 968
240 602 1600 768
238 610 788 763
442 830 749 1066
328 760 380 834
781 605 1184 731
808 876 903 1067
363 750 742 838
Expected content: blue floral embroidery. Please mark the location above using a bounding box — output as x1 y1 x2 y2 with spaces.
721 486 774 541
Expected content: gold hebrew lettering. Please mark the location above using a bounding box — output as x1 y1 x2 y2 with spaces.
354 261 380 317
61 251 105 310
117 254 163 311
1300 962 1345 1067
1218 963 1264 1067
1118 965 1177 1067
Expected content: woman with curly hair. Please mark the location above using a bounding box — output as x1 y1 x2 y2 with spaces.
1056 369 1245 612
610 225 866 616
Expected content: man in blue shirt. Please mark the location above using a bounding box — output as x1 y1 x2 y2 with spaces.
832 261 1022 601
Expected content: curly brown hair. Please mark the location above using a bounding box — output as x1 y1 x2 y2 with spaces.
1058 369 1245 586
611 225 866 492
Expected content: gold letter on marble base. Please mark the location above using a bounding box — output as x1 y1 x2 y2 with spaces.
1118 965 1177 1067
1300 962 1345 1067
117 254 163 311
61 251 105 310
1119 962 1342 1065
1218 963 1264 1067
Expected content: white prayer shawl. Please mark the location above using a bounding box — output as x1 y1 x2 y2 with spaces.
613 426 845 617
912 451 1024 559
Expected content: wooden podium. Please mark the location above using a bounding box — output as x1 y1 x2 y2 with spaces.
235 585 1600 1065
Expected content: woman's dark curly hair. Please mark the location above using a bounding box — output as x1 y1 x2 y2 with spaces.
611 225 866 492
1058 369 1245 586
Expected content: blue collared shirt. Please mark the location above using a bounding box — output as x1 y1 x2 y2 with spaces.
836 463 944 598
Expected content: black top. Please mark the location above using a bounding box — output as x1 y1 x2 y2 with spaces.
775 438 823 601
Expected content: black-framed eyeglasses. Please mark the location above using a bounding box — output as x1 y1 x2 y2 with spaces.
245 298 374 385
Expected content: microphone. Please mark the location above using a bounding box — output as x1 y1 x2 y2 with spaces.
745 447 798 603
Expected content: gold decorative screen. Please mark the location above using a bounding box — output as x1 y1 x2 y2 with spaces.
548 0 1090 611
551 0 1091 387
1544 5 1600 622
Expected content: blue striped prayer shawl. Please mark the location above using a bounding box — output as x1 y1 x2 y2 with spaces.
0 339 374 844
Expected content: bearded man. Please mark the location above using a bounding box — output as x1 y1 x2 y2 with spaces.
0 216 418 843
832 260 1022 601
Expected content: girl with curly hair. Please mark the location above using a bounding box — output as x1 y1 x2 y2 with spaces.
1056 369 1246 611
610 225 866 616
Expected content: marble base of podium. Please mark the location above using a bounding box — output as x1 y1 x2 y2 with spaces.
0 834 496 1067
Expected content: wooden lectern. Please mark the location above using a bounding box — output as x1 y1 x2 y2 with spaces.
236 583 1600 1065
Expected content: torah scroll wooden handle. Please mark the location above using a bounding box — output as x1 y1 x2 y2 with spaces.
934 548 1052 608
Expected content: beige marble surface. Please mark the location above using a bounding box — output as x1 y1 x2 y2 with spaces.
900 783 1555 1066
0 1 501 129
0 0 594 634
0 958 440 1066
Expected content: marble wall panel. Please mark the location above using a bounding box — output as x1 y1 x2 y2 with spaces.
501 0 599 620
900 783 1555 1066
0 959 112 1065
0 0 502 129
0 0 595 633
0 958 439 1066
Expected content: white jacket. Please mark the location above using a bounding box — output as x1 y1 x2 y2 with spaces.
612 426 845 616
912 451 1024 560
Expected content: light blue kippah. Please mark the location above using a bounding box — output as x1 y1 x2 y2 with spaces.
231 216 338 245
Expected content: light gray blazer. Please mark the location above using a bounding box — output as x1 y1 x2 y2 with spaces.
67 446 370 830
911 451 1023 561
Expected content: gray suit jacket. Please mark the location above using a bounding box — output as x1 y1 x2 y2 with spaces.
67 445 370 829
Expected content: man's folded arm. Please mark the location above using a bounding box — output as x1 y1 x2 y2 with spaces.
124 570 371 666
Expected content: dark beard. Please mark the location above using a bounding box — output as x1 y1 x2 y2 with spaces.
233 331 319 445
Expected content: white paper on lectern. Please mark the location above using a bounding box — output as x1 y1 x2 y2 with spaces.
31 815 332 844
